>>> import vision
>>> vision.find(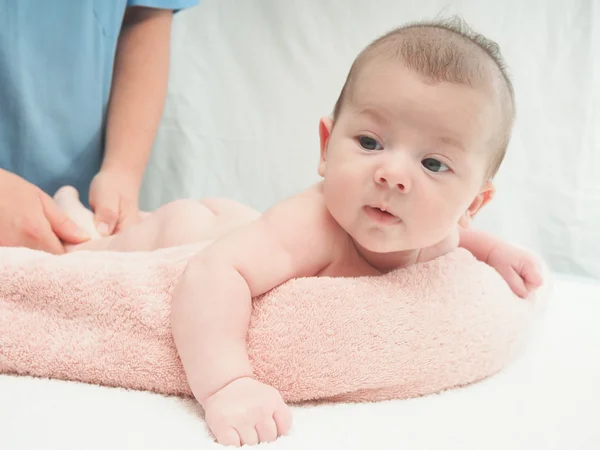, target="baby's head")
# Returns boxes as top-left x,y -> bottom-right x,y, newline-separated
318,18 -> 515,254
